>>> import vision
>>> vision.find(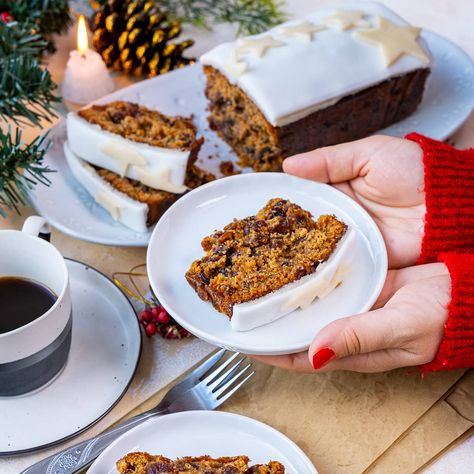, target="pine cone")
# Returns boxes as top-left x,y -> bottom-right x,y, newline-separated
92,0 -> 195,77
